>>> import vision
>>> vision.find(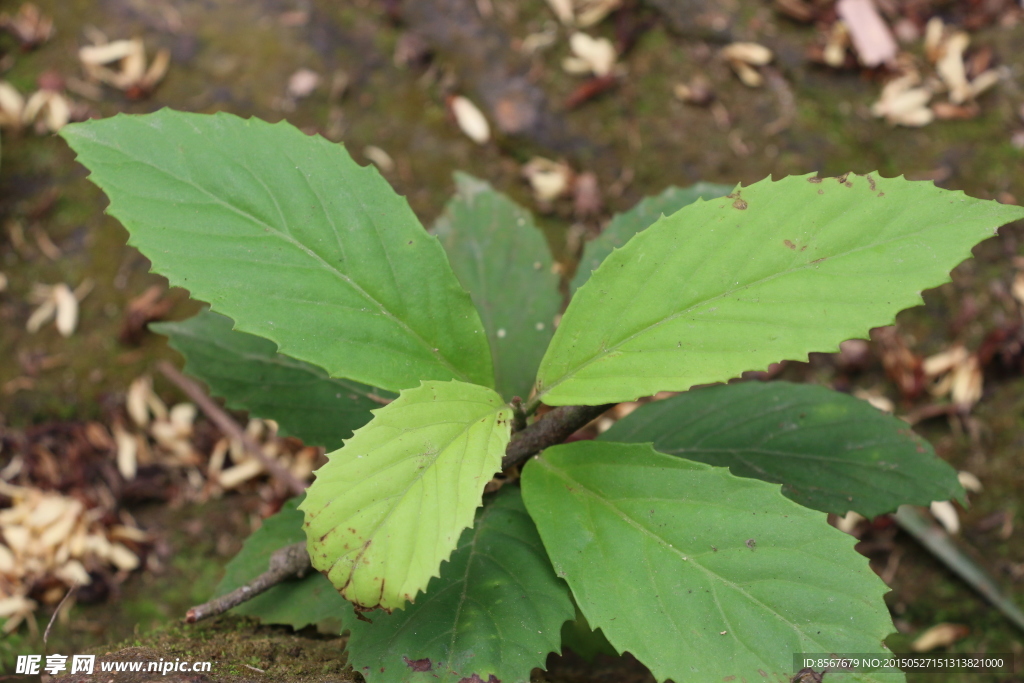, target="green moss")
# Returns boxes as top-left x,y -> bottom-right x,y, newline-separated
52,617 -> 356,683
